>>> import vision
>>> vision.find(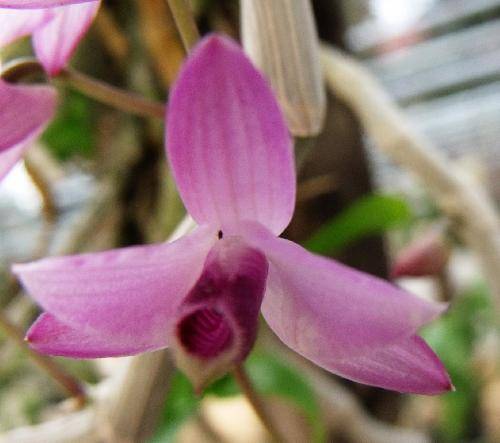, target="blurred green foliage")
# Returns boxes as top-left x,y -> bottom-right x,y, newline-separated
305,194 -> 412,255
423,283 -> 493,442
151,350 -> 323,442
150,370 -> 197,443
41,90 -> 95,161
